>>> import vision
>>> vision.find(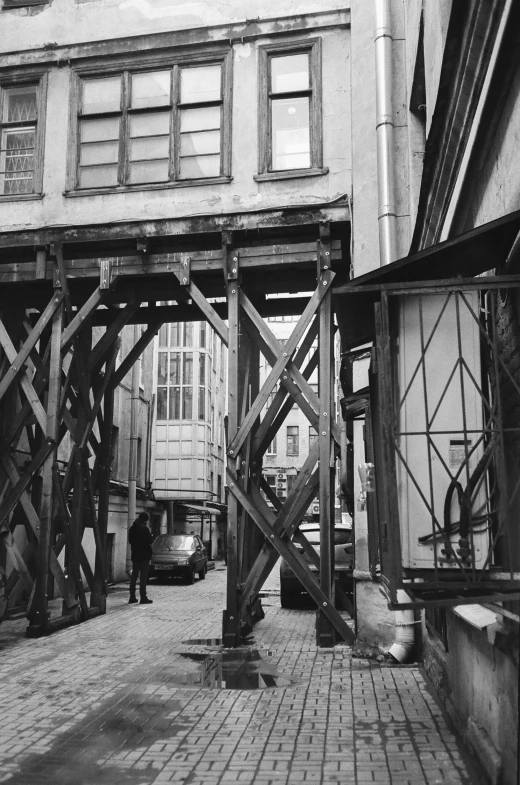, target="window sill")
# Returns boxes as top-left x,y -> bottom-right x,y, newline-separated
0,193 -> 43,202
63,176 -> 233,197
254,167 -> 329,183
